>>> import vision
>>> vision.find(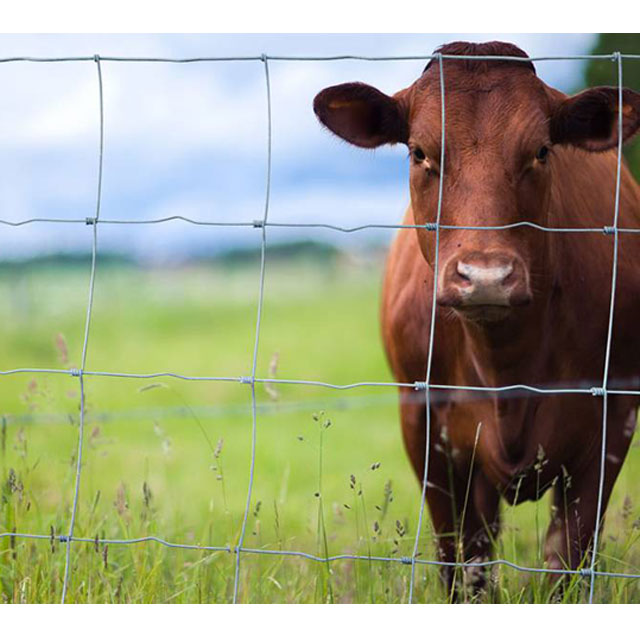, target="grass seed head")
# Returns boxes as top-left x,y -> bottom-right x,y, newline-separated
1,416 -> 6,456
114,482 -> 129,517
143,481 -> 153,509
55,333 -> 69,365
623,495 -> 633,521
